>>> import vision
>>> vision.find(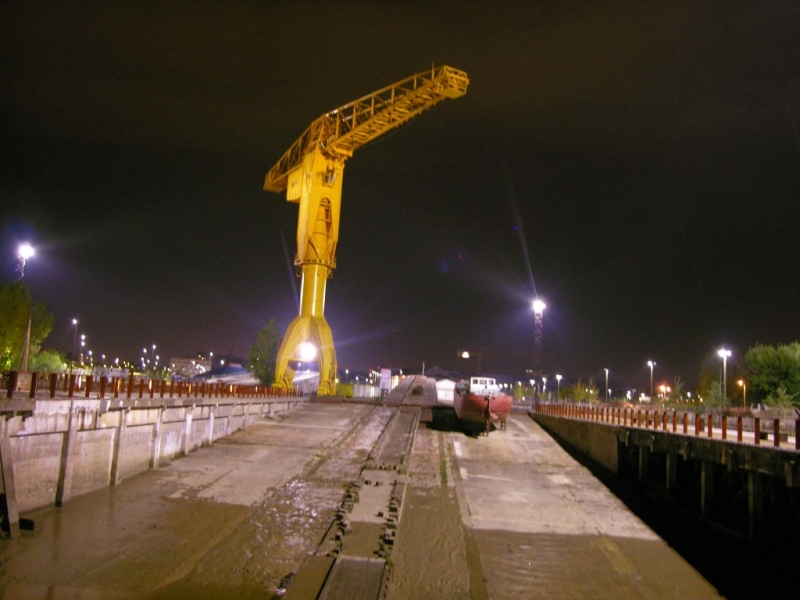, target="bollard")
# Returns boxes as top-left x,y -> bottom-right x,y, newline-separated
138,378 -> 145,399
149,379 -> 155,399
85,376 -> 93,399
773,418 -> 780,448
114,378 -> 120,399
28,372 -> 38,399
645,410 -> 650,429
682,413 -> 688,434
49,373 -> 57,398
737,416 -> 743,442
654,411 -> 659,430
170,380 -> 174,398
637,410 -> 642,427
127,375 -> 134,400
663,411 -> 668,430
695,414 -> 701,436
68,374 -> 76,398
795,419 -> 799,451
707,414 -> 713,438
722,415 -> 727,441
754,418 -> 761,445
99,376 -> 107,399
